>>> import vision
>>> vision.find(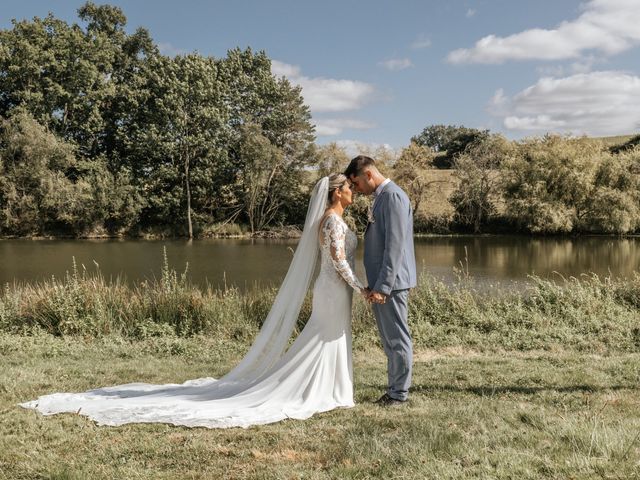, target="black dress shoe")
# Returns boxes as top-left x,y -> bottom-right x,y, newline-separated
374,393 -> 407,407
